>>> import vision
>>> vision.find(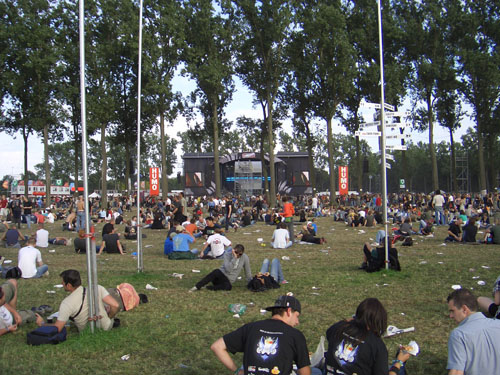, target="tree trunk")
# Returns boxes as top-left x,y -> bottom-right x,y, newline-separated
260,102 -> 269,201
304,122 -> 315,192
43,124 -> 51,208
23,125 -> 29,198
160,112 -> 169,197
125,145 -> 131,199
355,135 -> 362,191
449,128 -> 457,192
212,99 -> 221,197
266,92 -> 276,207
476,116 -> 487,192
427,95 -> 439,190
326,117 -> 336,203
100,123 -> 108,209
